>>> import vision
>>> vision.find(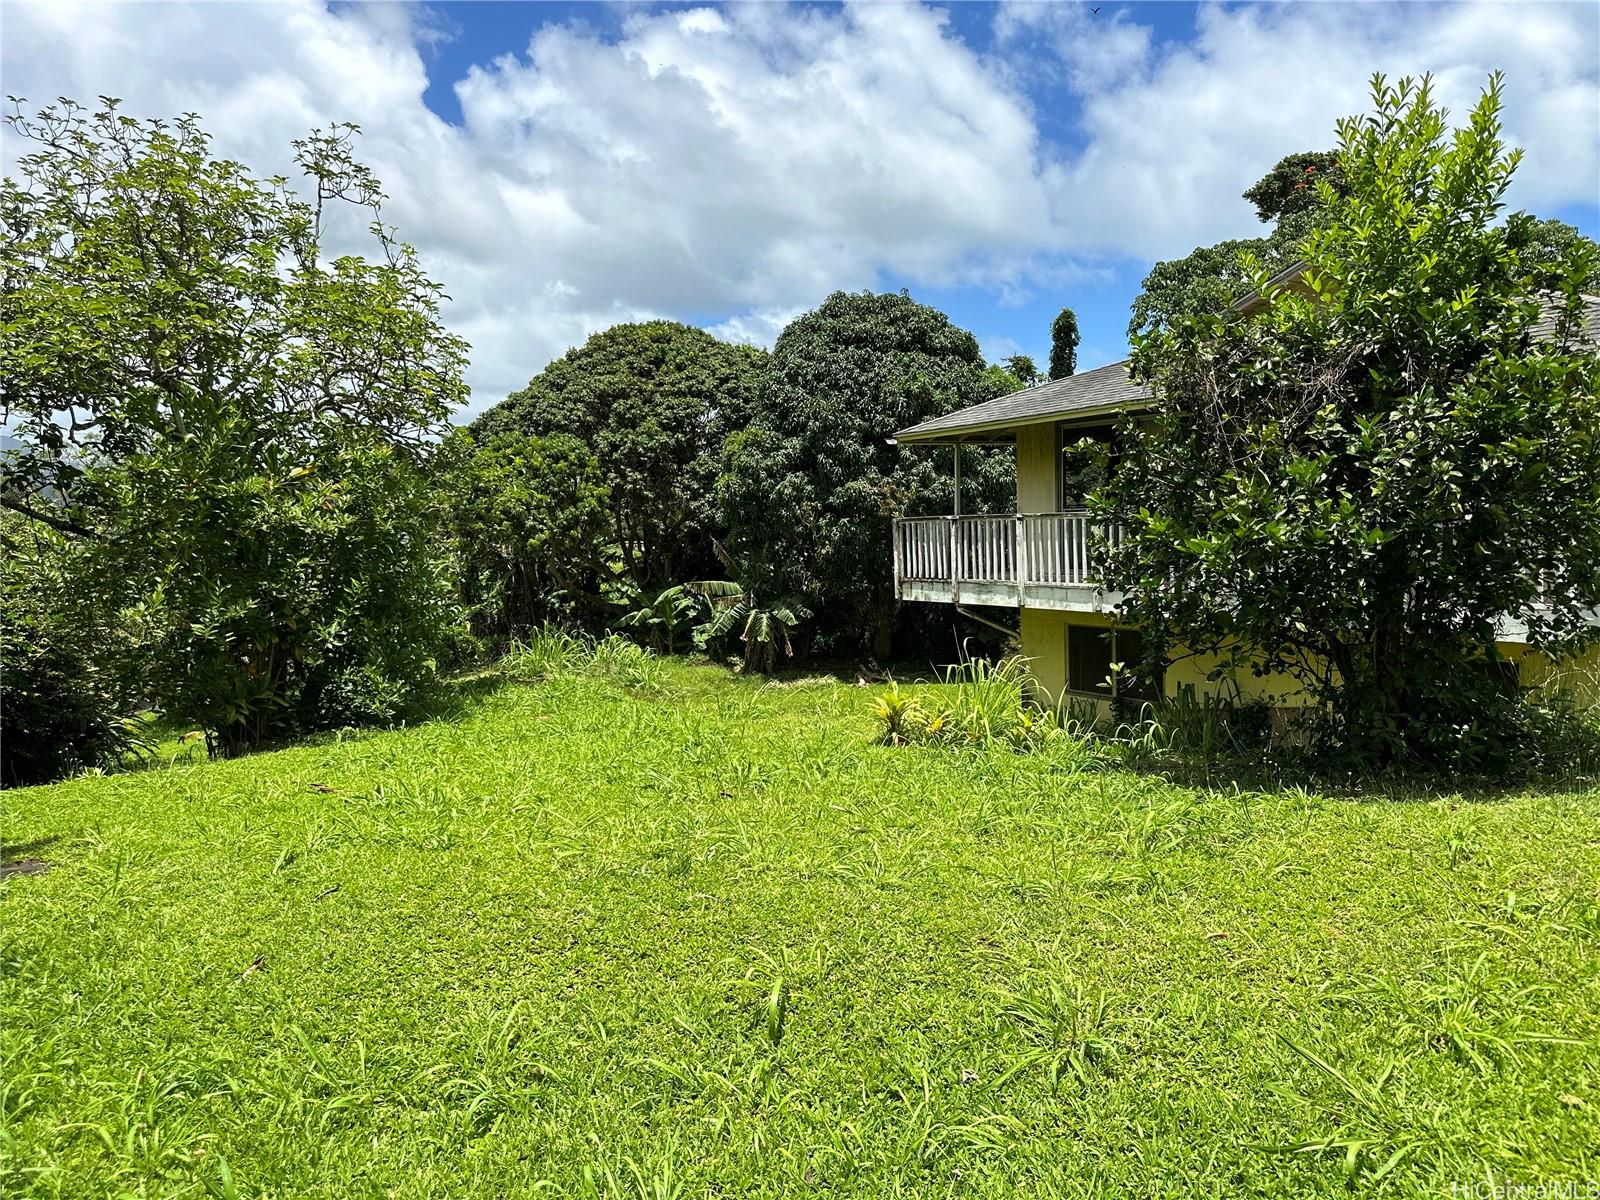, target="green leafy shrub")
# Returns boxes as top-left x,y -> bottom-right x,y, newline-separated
1,102 -> 470,757
872,658 -> 1094,756
0,520 -> 145,786
445,430 -> 618,641
1101,74 -> 1600,774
